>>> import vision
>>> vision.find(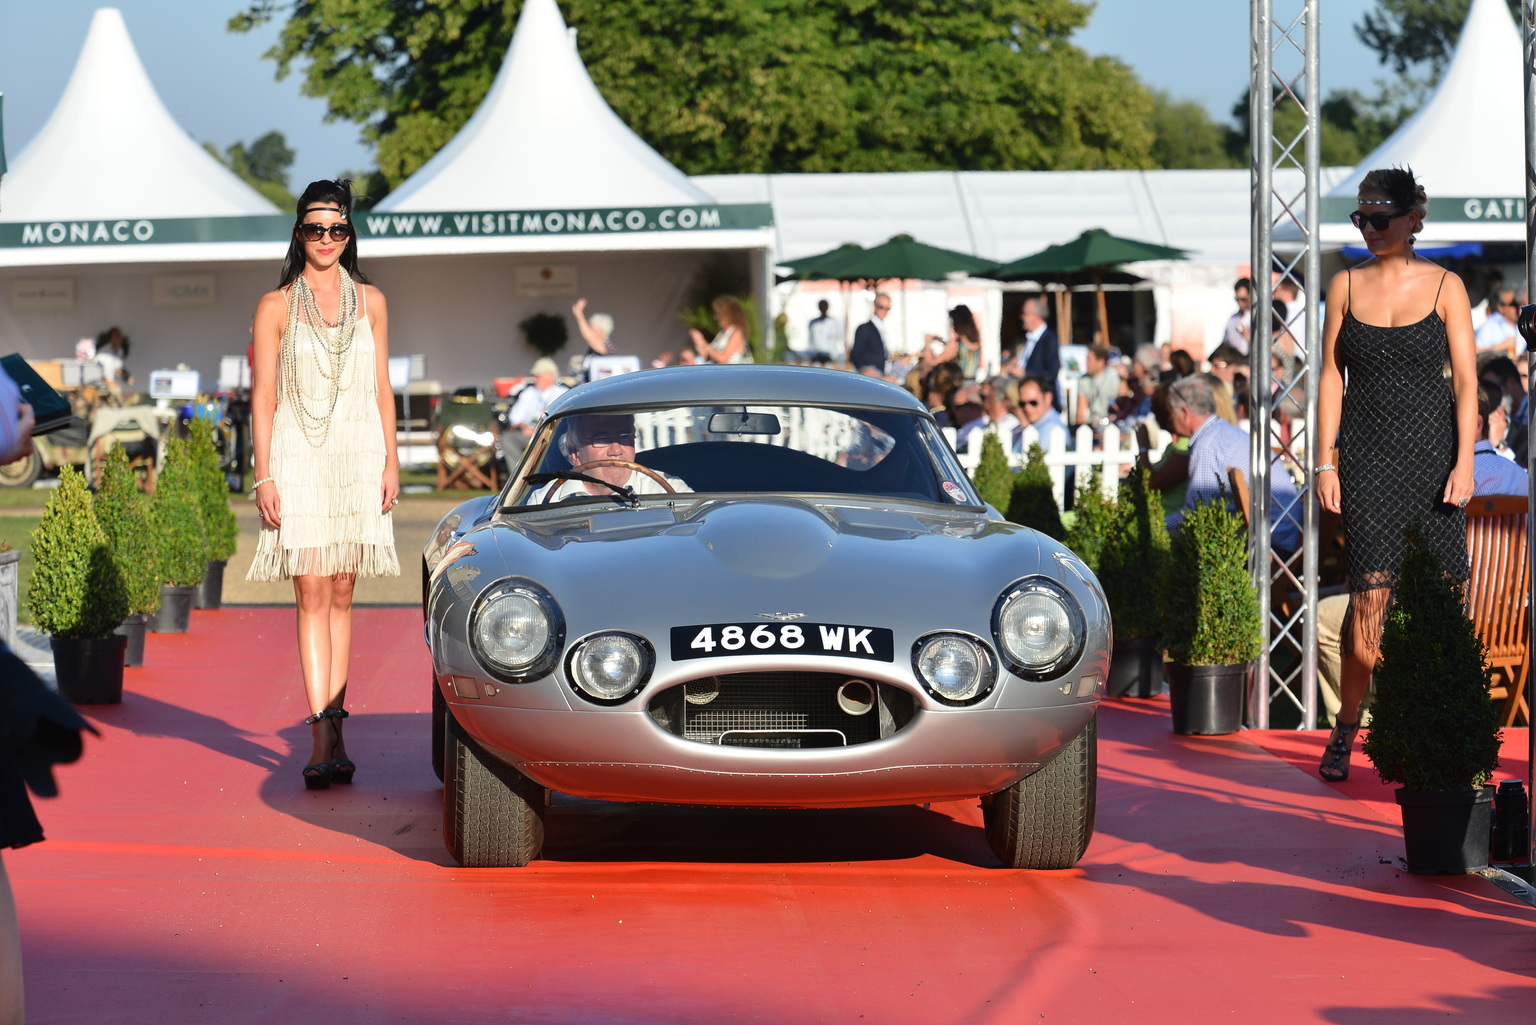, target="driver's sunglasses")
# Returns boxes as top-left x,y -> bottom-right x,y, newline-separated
1349,209 -> 1410,231
583,431 -> 635,447
298,222 -> 355,242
